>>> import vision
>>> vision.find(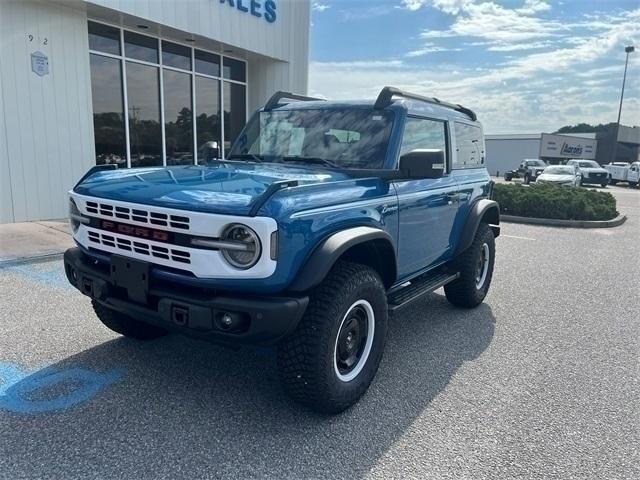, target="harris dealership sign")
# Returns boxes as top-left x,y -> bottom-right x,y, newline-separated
539,133 -> 597,160
219,0 -> 277,23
